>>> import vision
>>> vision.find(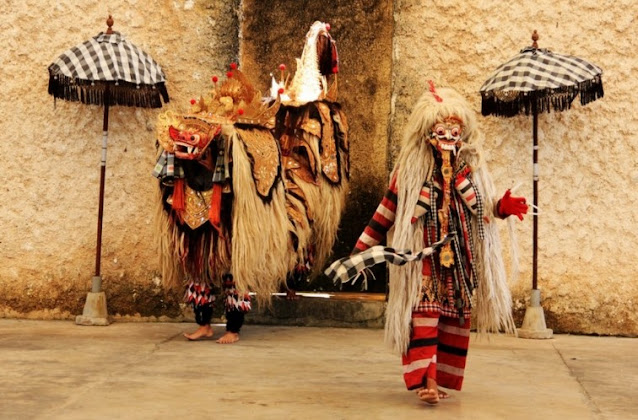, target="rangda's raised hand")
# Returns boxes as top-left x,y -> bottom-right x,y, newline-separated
497,189 -> 528,221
